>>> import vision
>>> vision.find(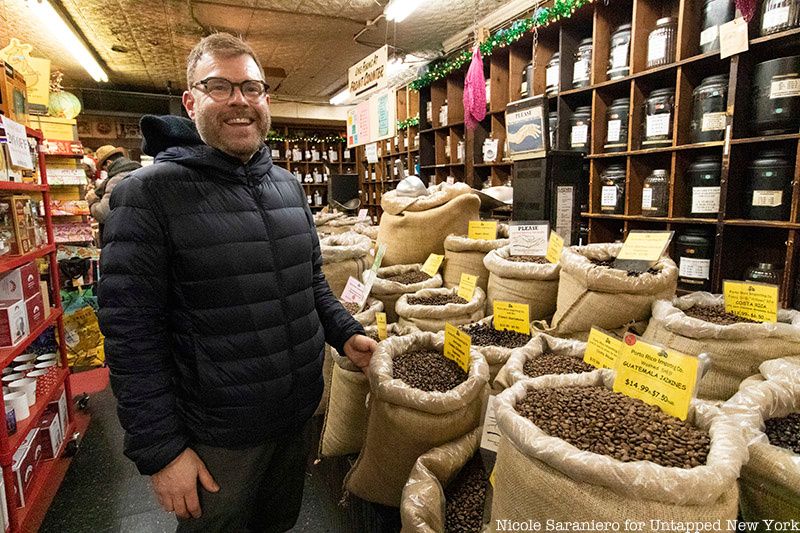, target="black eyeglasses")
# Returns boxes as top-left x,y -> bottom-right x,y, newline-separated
192,77 -> 270,101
